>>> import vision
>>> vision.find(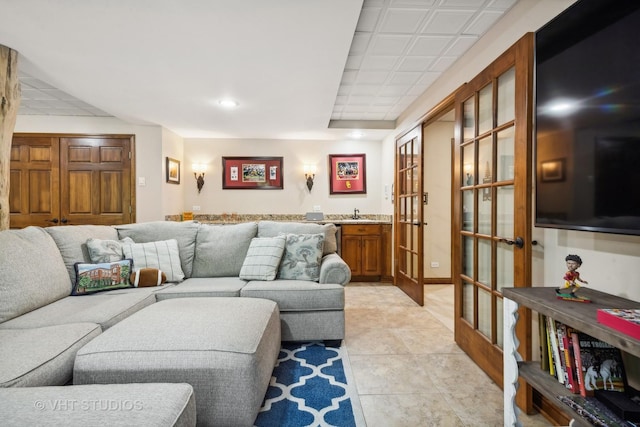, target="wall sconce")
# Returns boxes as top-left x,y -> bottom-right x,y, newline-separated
193,163 -> 206,193
304,164 -> 316,192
